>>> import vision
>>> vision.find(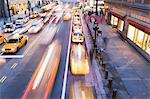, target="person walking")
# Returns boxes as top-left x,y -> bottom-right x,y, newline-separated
102,37 -> 109,50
